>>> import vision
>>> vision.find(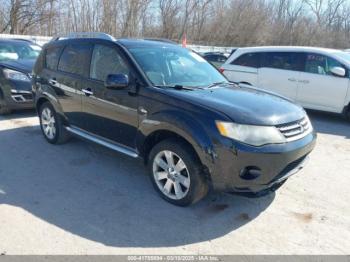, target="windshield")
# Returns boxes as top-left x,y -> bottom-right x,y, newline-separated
129,46 -> 228,88
0,41 -> 41,61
